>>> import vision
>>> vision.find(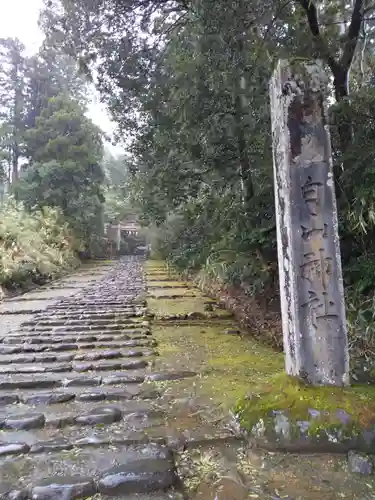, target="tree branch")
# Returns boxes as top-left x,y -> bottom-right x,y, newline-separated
297,0 -> 339,73
340,0 -> 364,70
